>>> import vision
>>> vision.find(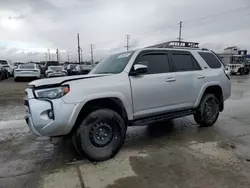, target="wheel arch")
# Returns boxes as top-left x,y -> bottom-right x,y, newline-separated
195,84 -> 224,111
69,97 -> 130,135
